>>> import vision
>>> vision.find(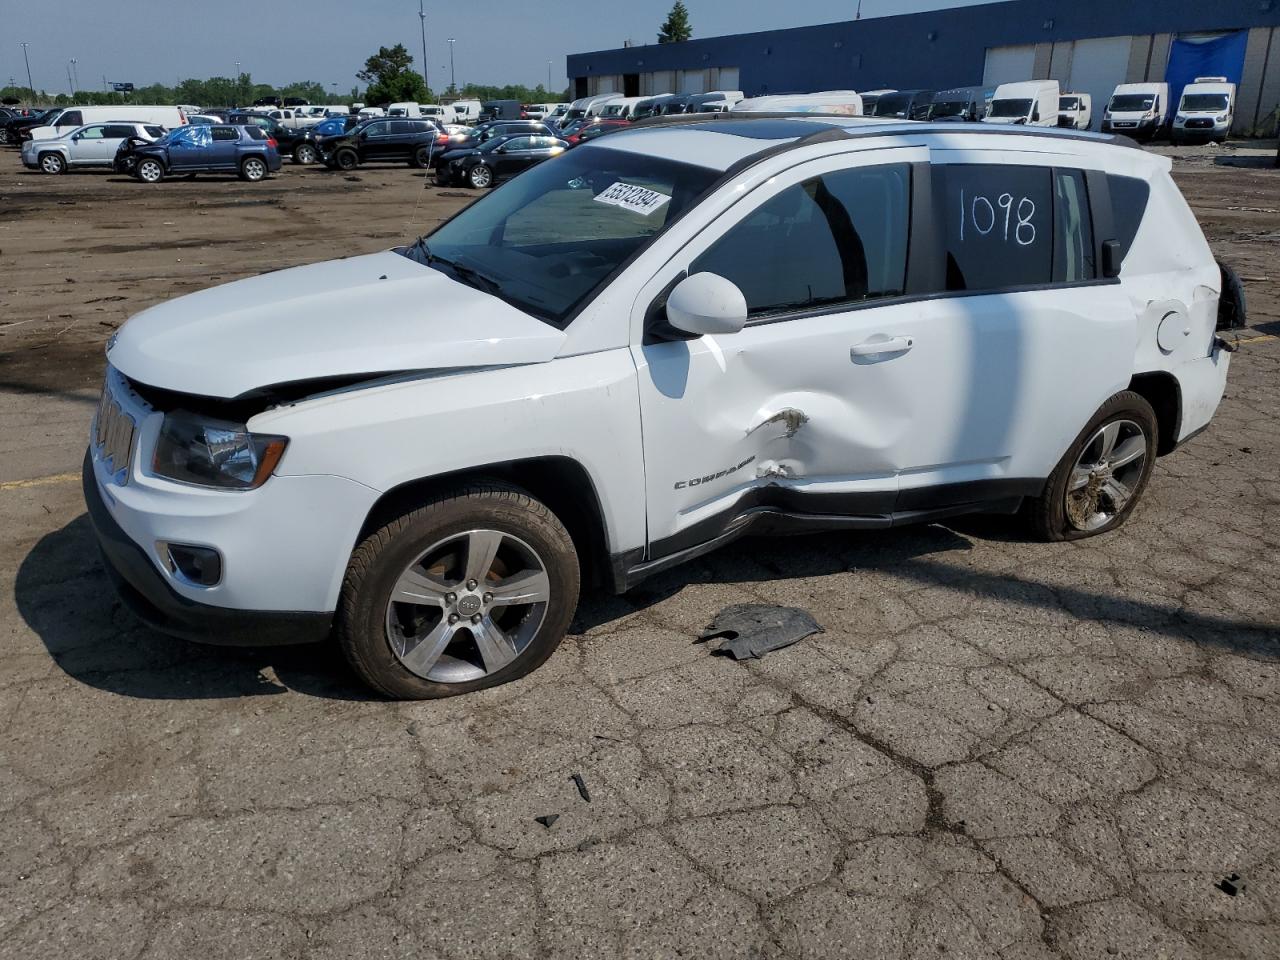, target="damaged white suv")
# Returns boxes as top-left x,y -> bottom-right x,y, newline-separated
87,116 -> 1242,698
